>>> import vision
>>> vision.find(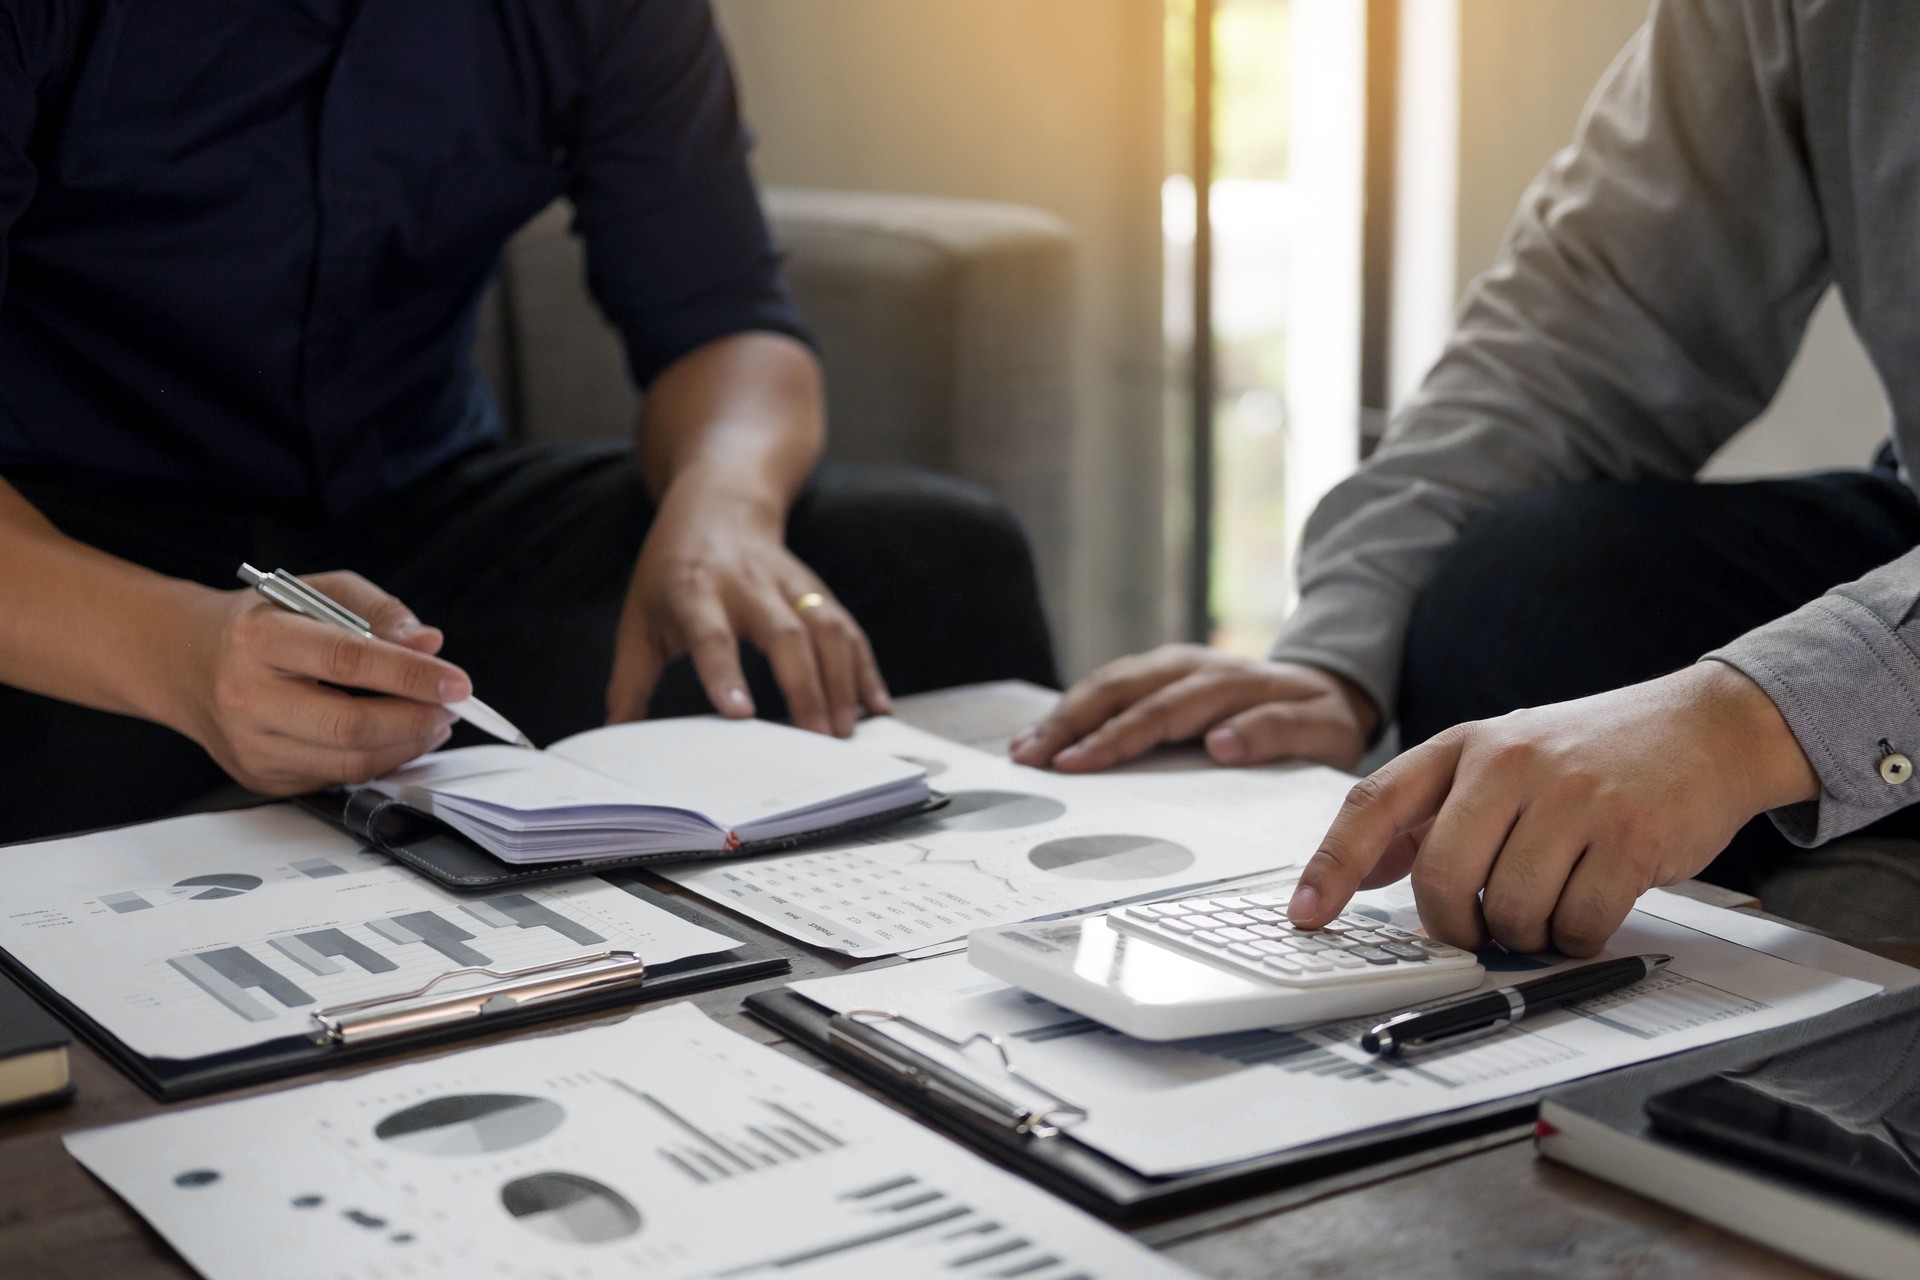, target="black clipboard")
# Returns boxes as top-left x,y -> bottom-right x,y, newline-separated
296,788 -> 949,891
747,987 -> 1545,1221
3,880 -> 788,1102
